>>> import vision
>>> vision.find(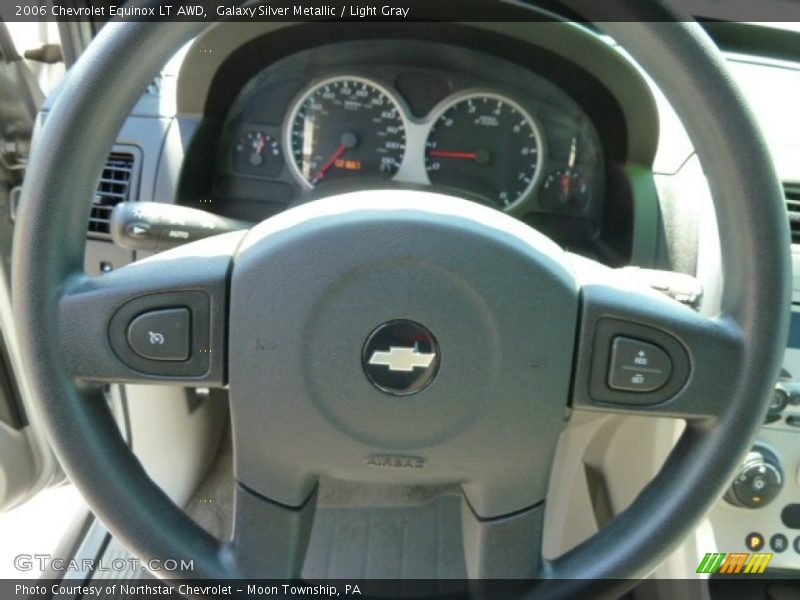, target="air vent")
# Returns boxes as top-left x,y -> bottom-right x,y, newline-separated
785,183 -> 800,245
89,152 -> 136,238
